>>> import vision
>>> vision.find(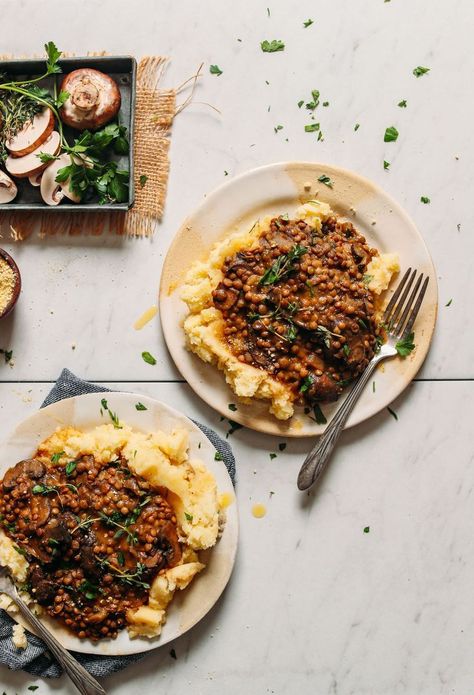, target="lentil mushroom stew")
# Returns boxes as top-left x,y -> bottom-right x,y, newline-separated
211,214 -> 383,409
0,453 -> 181,641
